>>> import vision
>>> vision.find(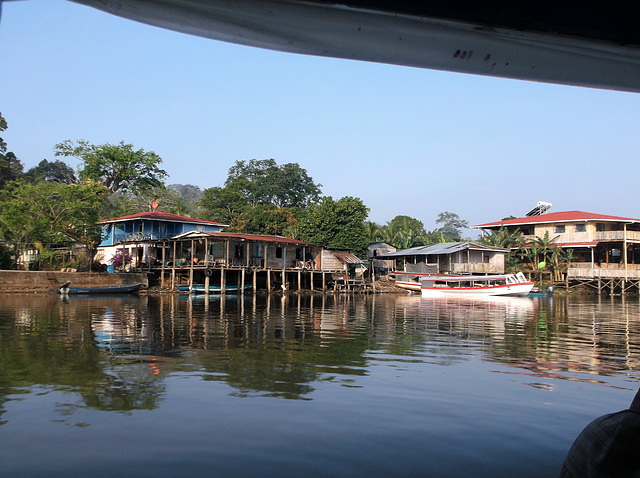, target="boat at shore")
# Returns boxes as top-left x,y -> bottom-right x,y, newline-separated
392,271 -> 466,291
177,284 -> 252,294
420,272 -> 535,297
58,281 -> 142,295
